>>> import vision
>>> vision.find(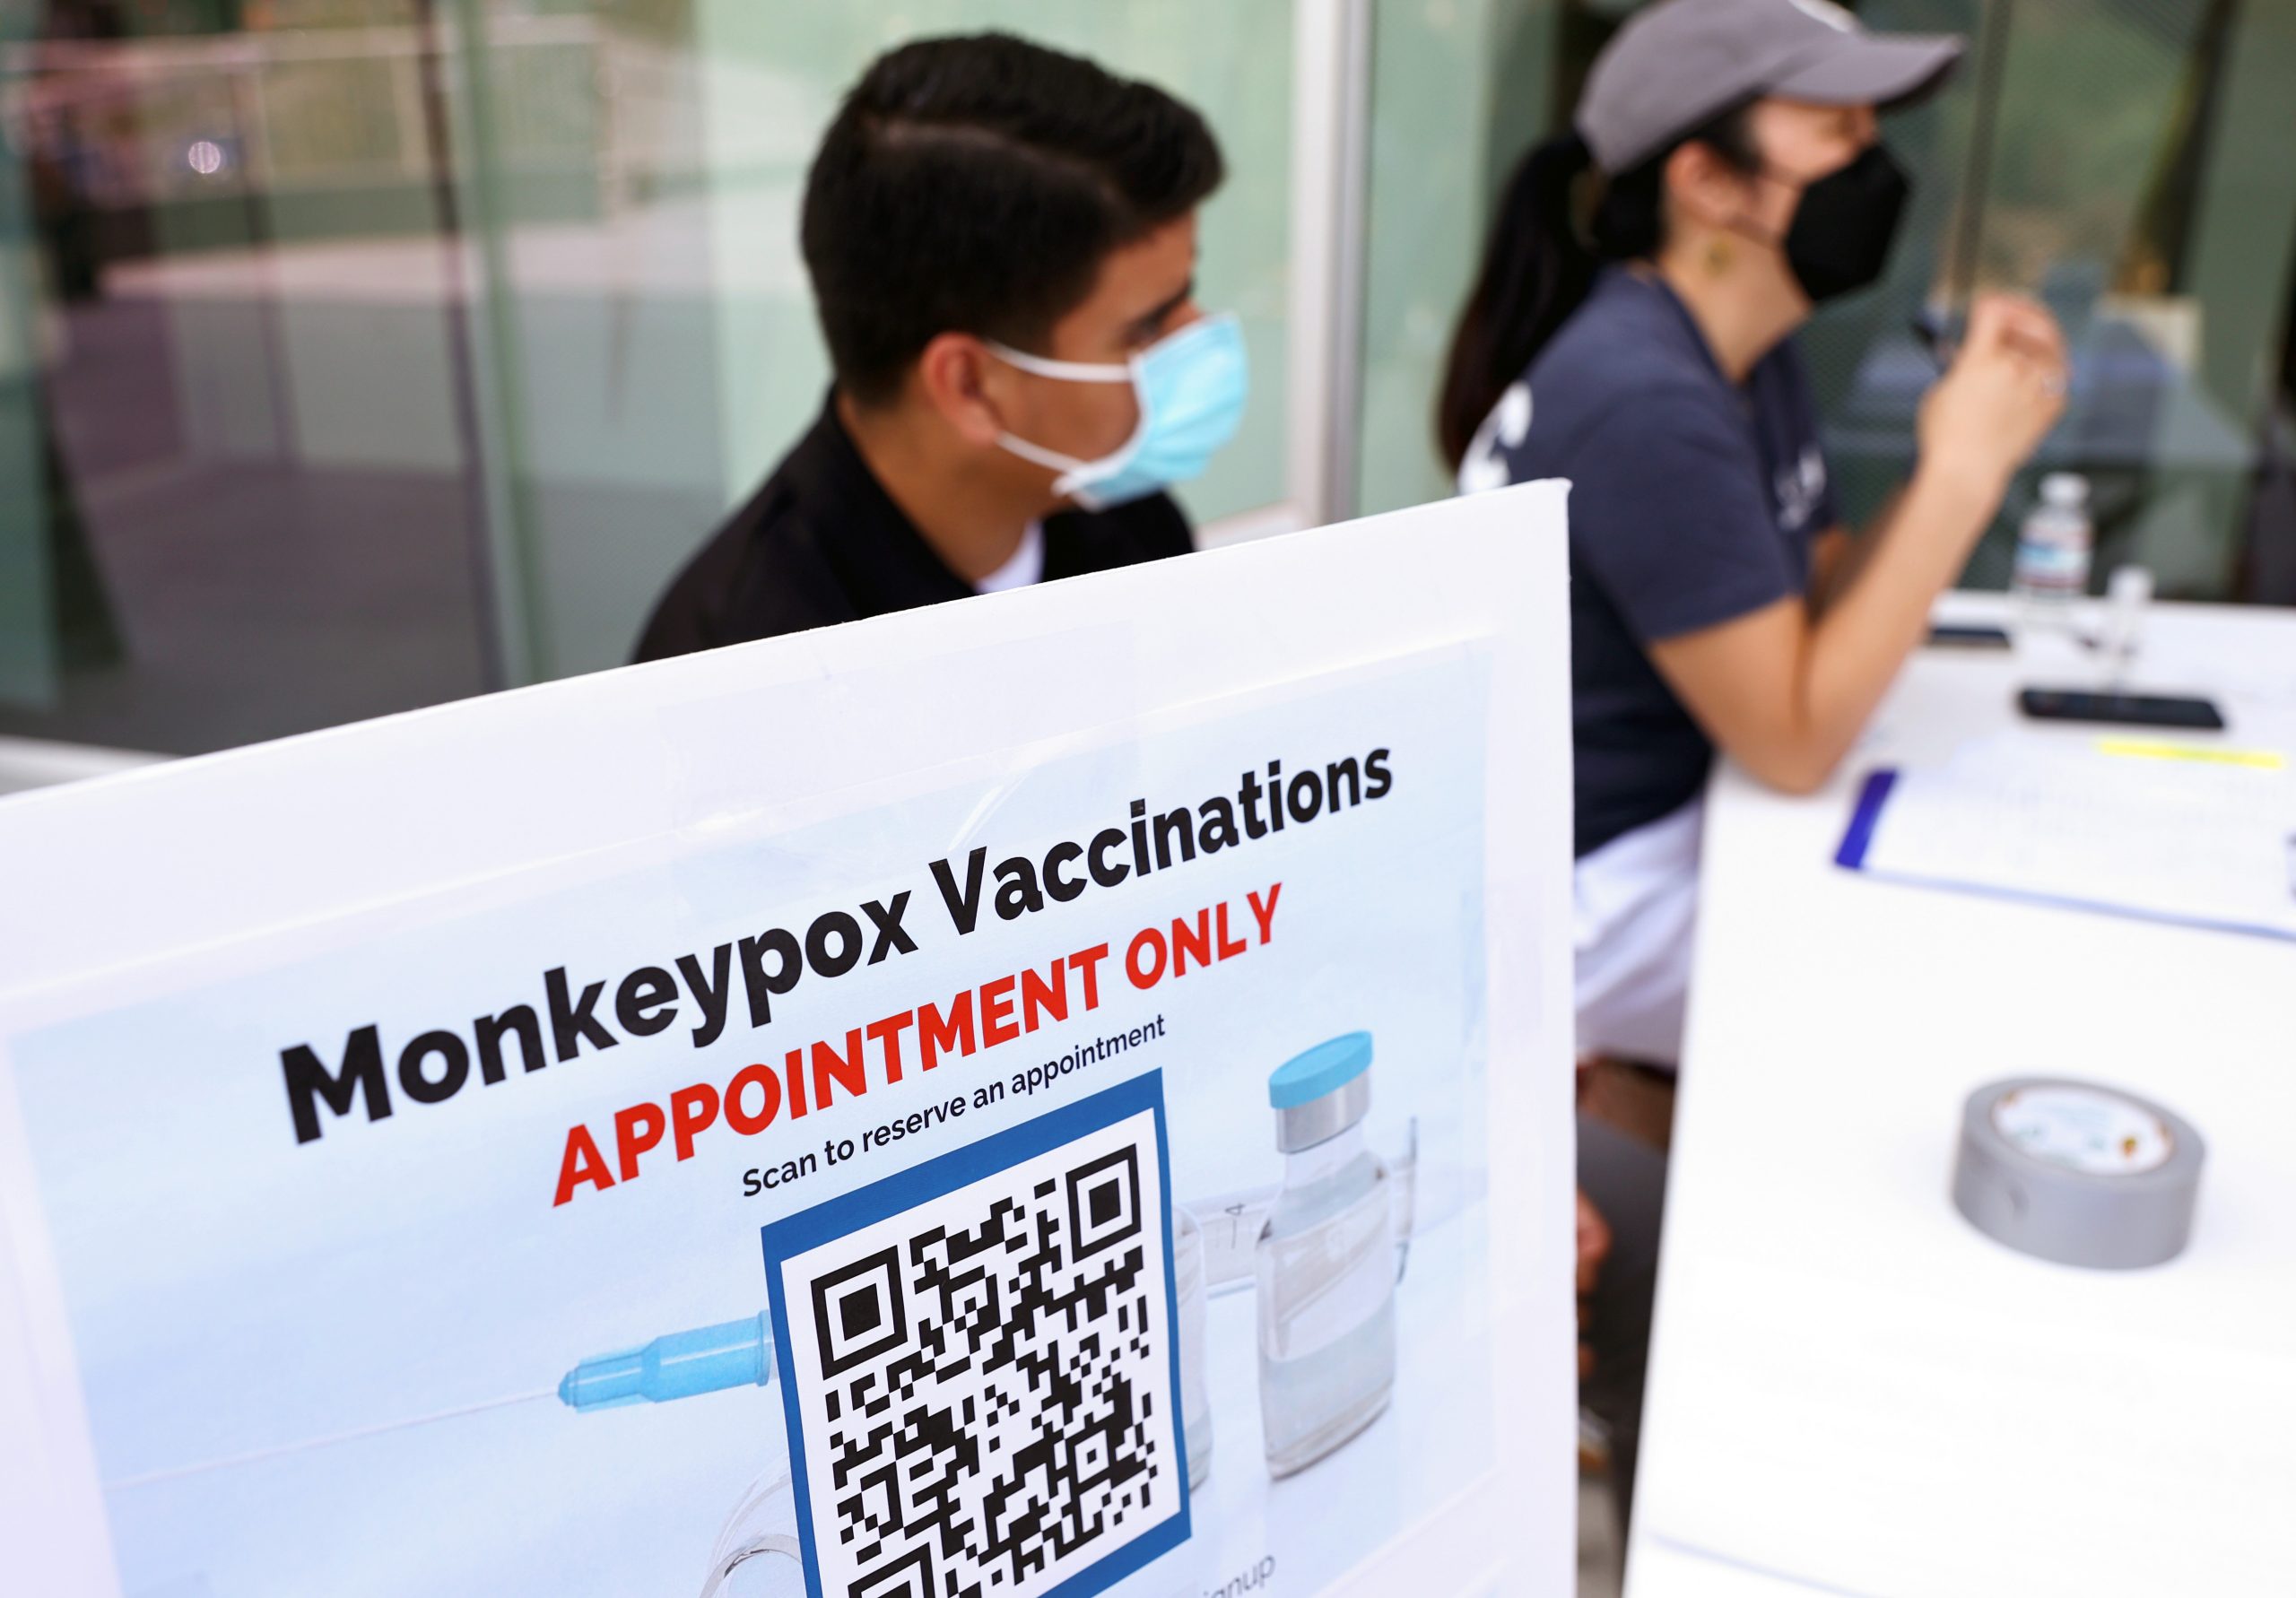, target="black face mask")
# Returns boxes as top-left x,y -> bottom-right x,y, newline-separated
1775,143 -> 1912,303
